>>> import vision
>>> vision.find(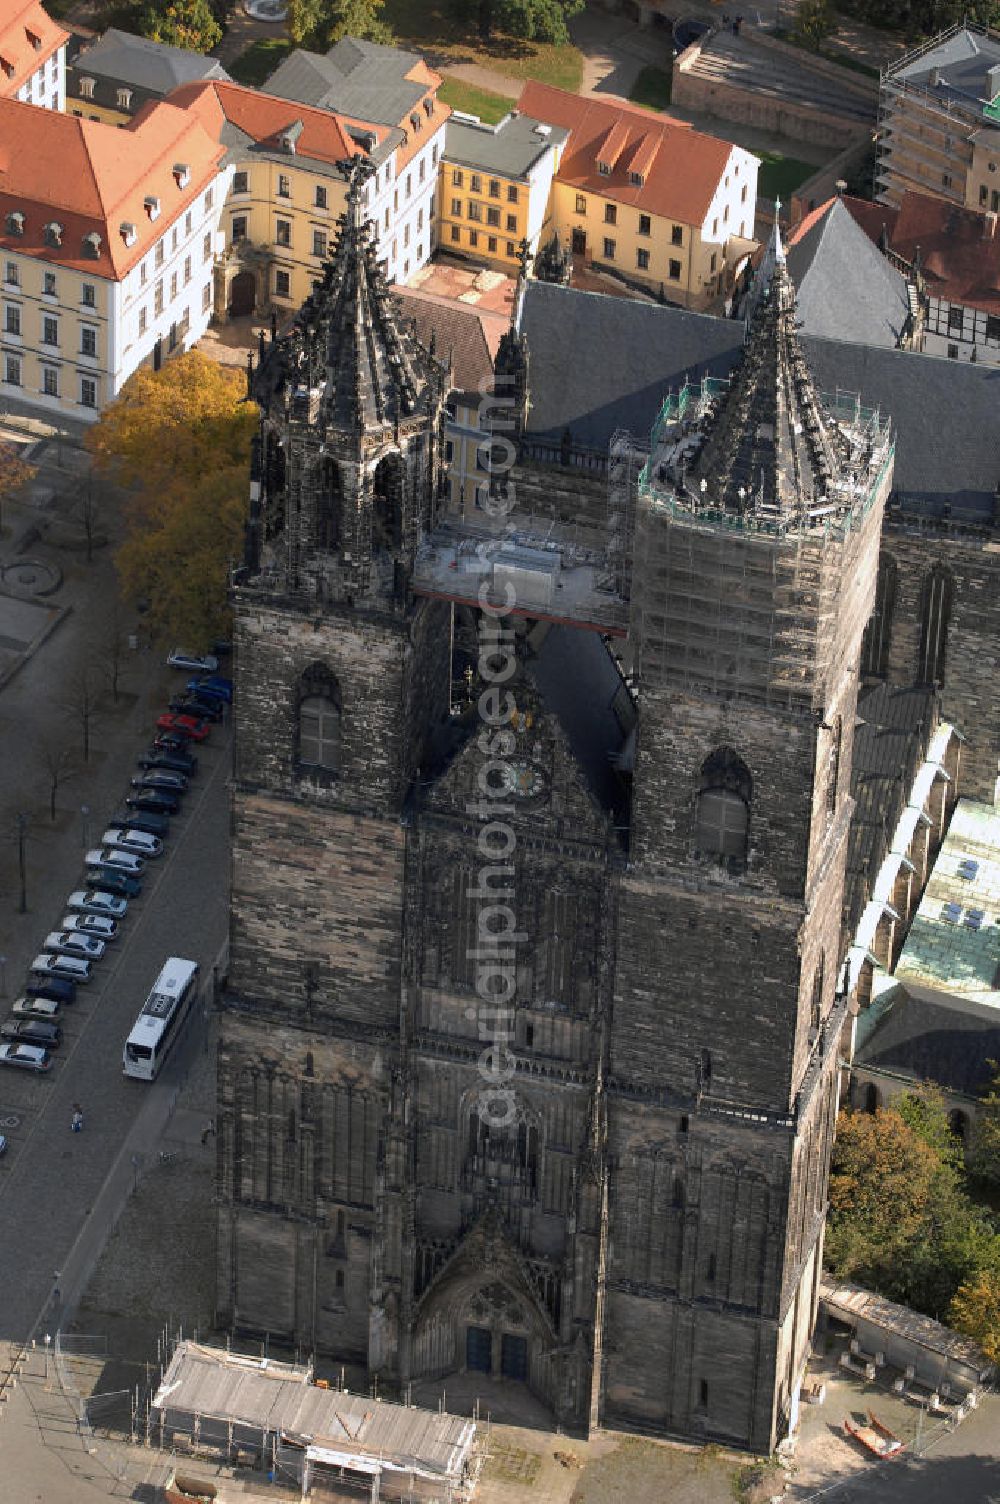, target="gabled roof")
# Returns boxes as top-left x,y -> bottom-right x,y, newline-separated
517,80 -> 747,226
0,0 -> 66,96
393,284 -> 506,398
69,27 -> 229,94
785,196 -> 910,348
889,189 -> 1000,316
167,78 -> 396,174
0,93 -> 224,279
264,36 -> 441,127
517,279 -> 1000,519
